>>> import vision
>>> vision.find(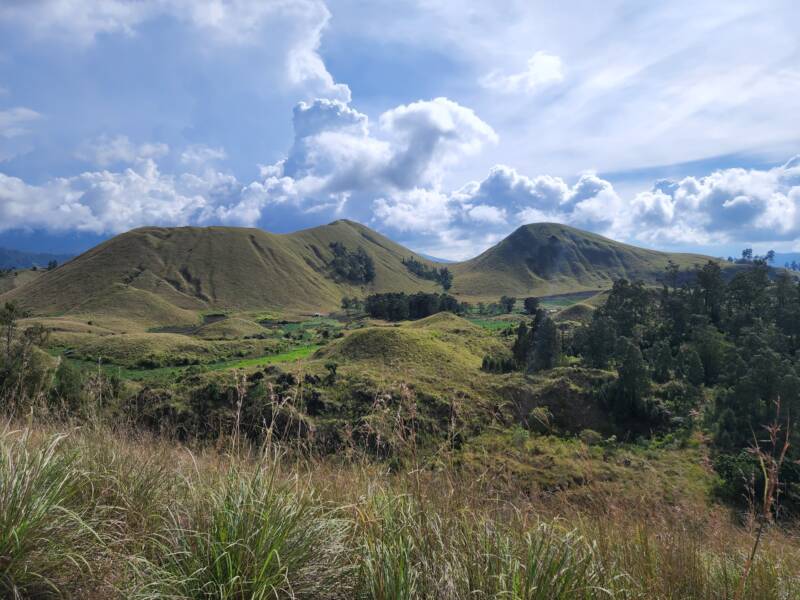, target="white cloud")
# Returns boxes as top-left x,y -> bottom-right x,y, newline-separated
370,158 -> 800,259
264,96 -> 497,208
0,0 -> 349,101
0,107 -> 41,138
76,134 -> 168,167
481,51 -> 564,93
0,158 -> 245,234
625,156 -> 800,246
